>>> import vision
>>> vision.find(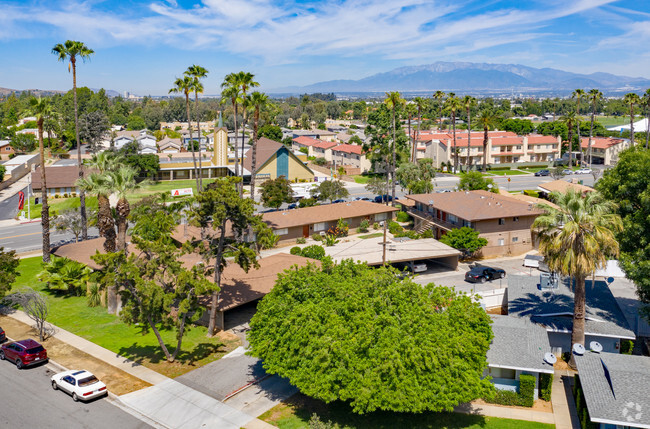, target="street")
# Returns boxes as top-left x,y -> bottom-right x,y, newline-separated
0,221 -> 98,253
0,359 -> 150,428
